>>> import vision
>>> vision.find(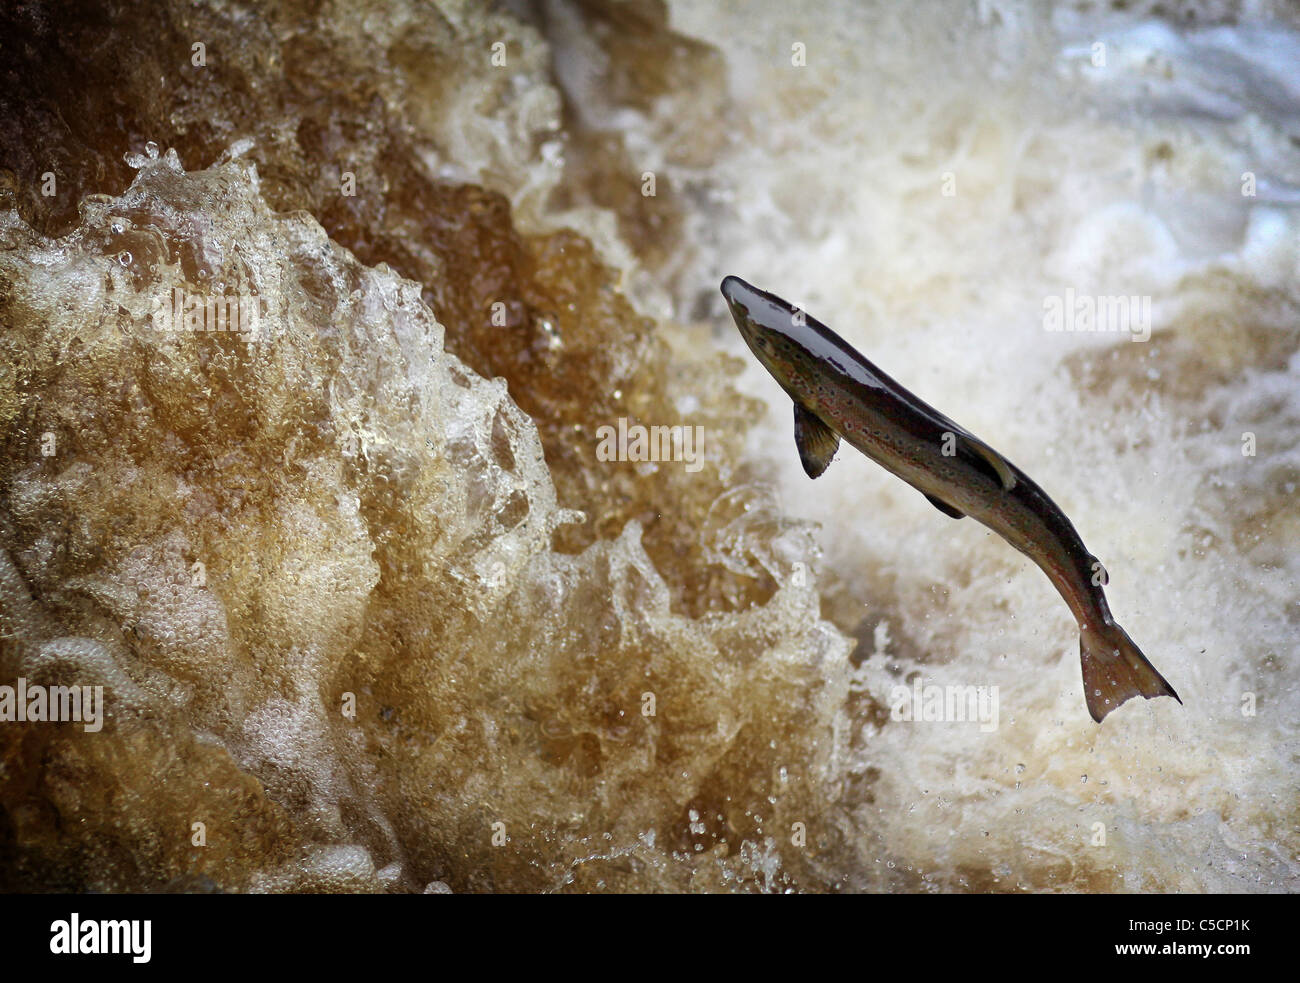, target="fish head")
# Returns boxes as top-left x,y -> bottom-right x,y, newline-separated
721,276 -> 870,388
721,275 -> 802,375
721,275 -> 839,392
